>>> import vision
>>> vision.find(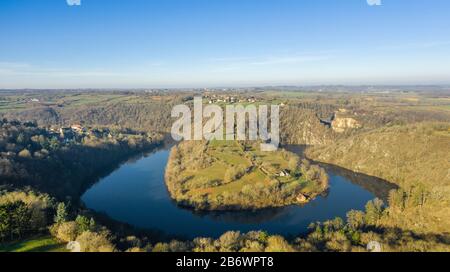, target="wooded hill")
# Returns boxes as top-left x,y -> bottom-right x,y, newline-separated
306,122 -> 450,235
